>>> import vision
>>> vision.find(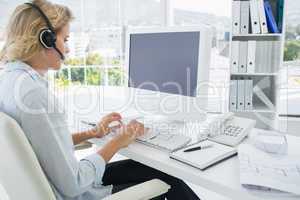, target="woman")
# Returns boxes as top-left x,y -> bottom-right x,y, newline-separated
0,0 -> 200,199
